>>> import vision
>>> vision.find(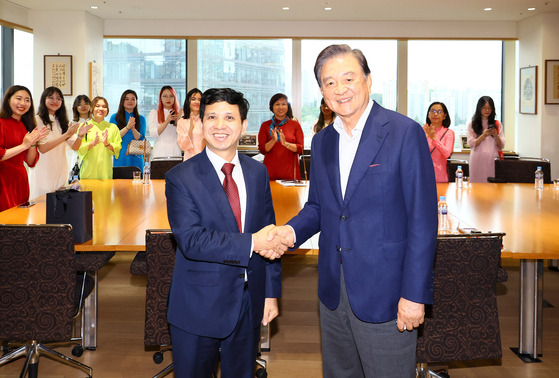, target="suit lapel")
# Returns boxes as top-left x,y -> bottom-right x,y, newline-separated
343,104 -> 390,207
240,154 -> 256,232
196,151 -> 240,232
322,127 -> 343,205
